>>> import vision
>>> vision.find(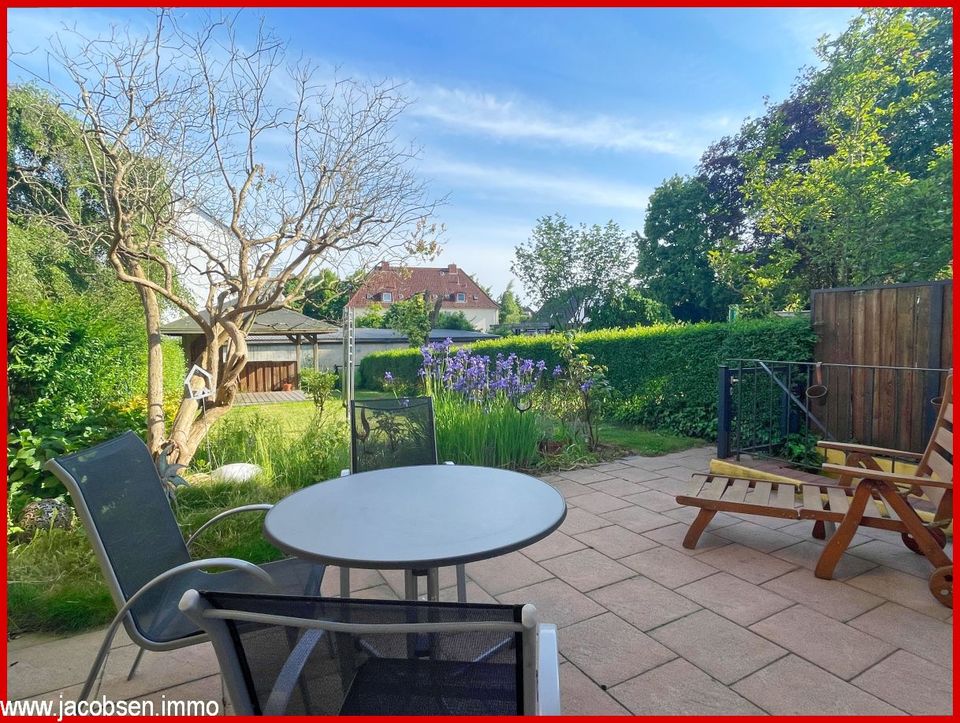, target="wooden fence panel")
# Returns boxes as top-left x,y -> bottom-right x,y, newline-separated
237,361 -> 297,392
812,280 -> 952,452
